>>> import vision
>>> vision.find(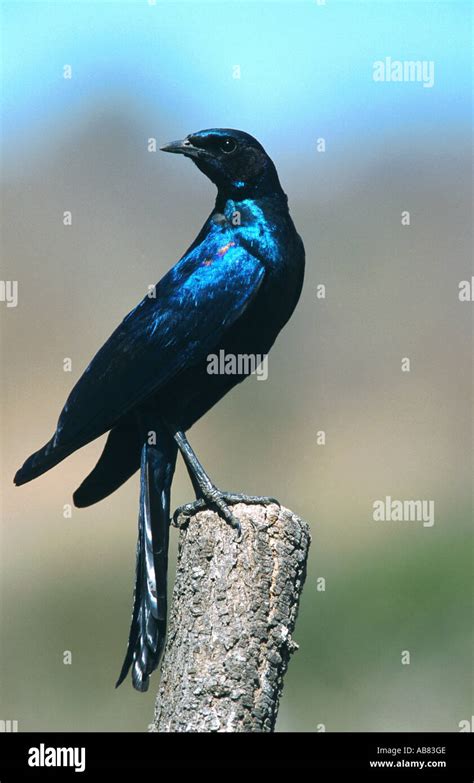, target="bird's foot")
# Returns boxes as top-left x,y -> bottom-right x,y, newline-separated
173,490 -> 279,538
